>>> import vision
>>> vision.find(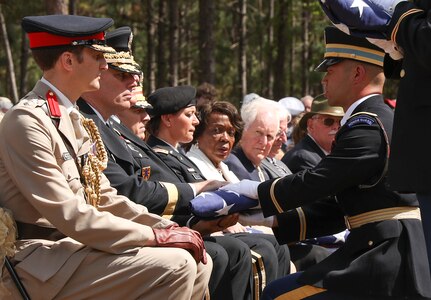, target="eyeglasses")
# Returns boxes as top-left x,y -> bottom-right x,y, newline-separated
276,129 -> 287,138
312,115 -> 341,127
